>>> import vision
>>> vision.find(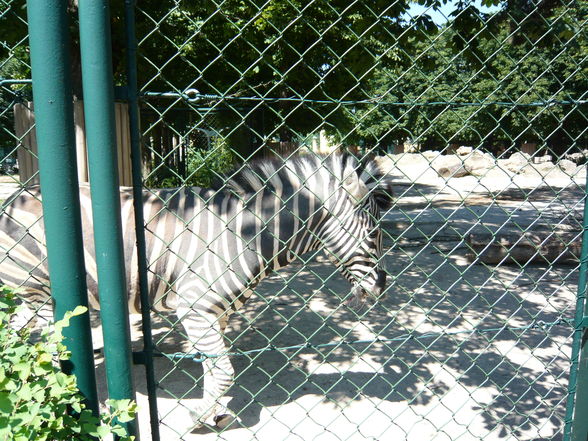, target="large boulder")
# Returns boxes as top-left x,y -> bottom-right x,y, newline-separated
456,146 -> 473,156
564,150 -> 588,165
431,150 -> 496,178
462,150 -> 495,176
559,159 -> 578,175
431,154 -> 468,178
380,153 -> 442,183
499,152 -> 532,174
518,161 -> 555,177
